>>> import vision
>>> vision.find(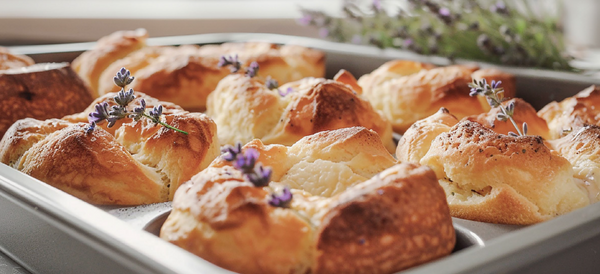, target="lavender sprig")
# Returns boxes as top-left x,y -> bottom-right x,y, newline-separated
468,79 -> 527,136
87,68 -> 188,135
218,54 -> 241,73
220,142 -> 291,207
299,0 -> 574,71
